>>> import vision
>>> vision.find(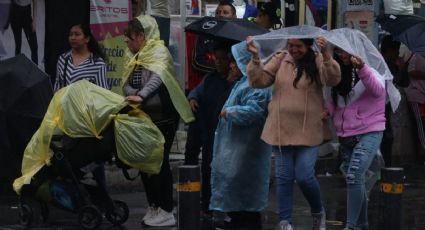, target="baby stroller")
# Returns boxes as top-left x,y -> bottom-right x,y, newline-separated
14,80 -> 165,229
18,123 -> 129,229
